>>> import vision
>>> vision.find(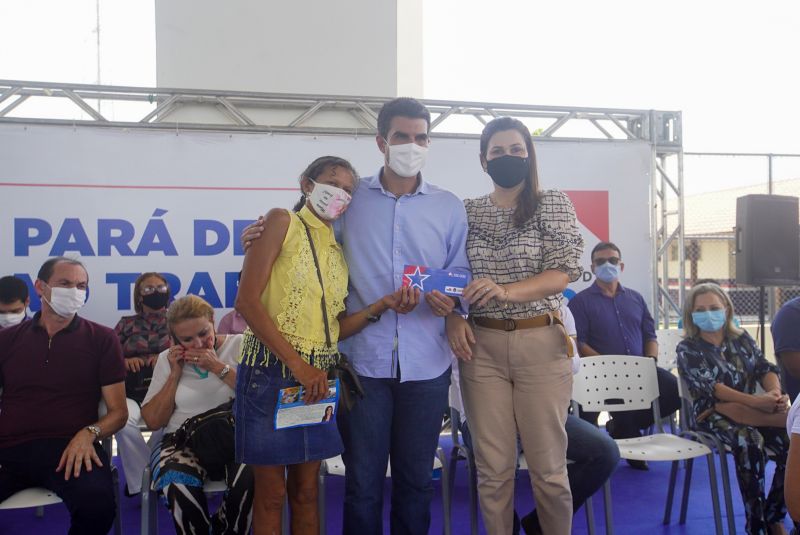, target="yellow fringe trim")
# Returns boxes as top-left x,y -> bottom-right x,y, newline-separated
238,328 -> 339,378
